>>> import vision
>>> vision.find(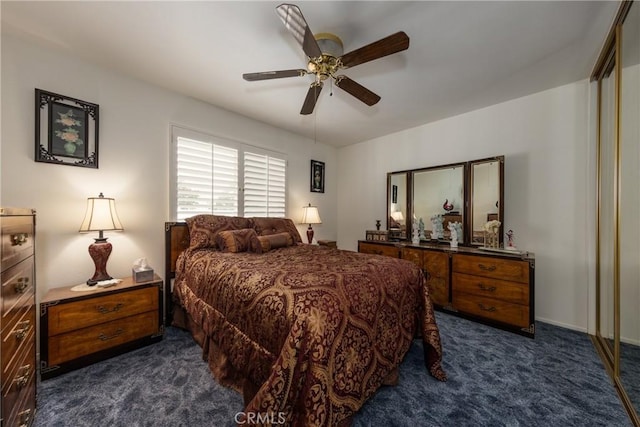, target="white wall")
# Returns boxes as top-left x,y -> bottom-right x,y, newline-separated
1,33 -> 338,303
337,81 -> 594,332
